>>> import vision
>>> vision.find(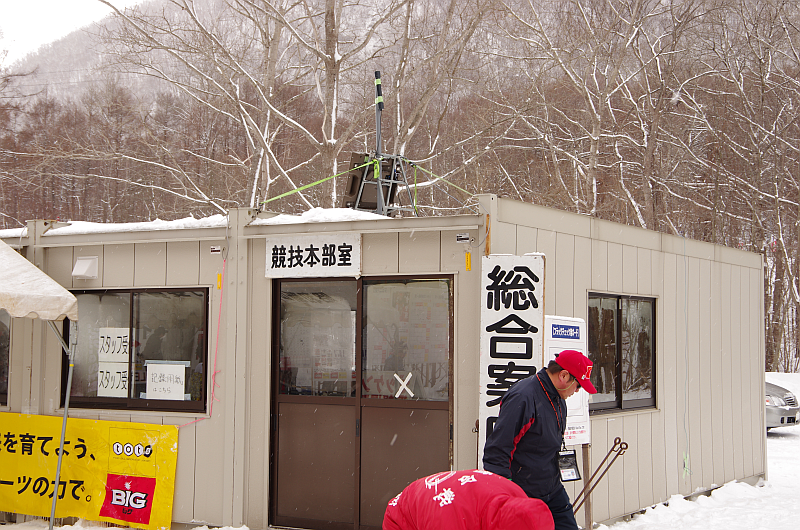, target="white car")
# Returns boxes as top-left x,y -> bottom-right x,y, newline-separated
766,381 -> 799,430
